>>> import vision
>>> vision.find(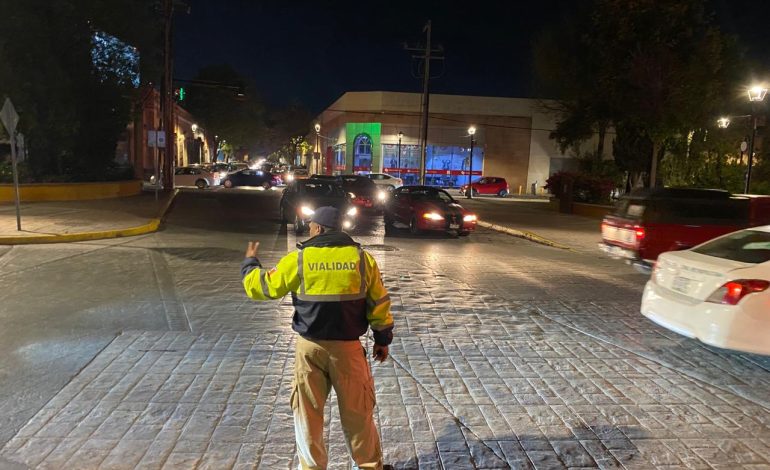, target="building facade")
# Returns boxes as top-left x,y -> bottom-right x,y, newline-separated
119,86 -> 214,181
310,91 -> 607,192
